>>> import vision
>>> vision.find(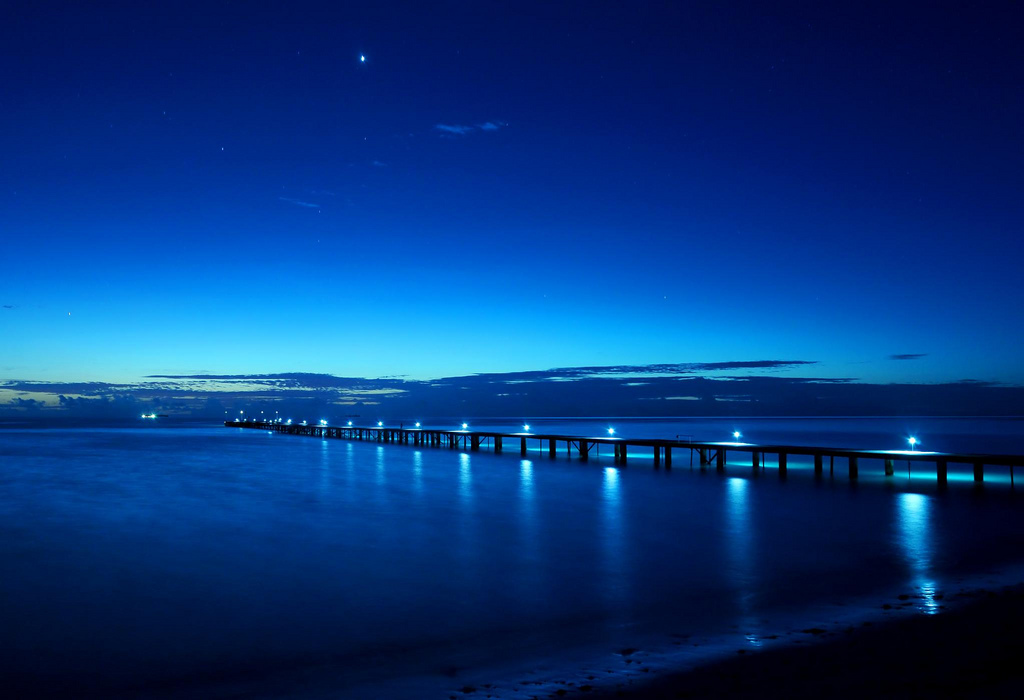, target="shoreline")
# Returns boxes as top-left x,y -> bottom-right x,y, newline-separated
577,583 -> 1024,699
449,570 -> 1024,700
